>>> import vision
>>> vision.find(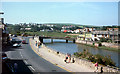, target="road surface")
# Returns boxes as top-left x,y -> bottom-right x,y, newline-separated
4,36 -> 70,73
